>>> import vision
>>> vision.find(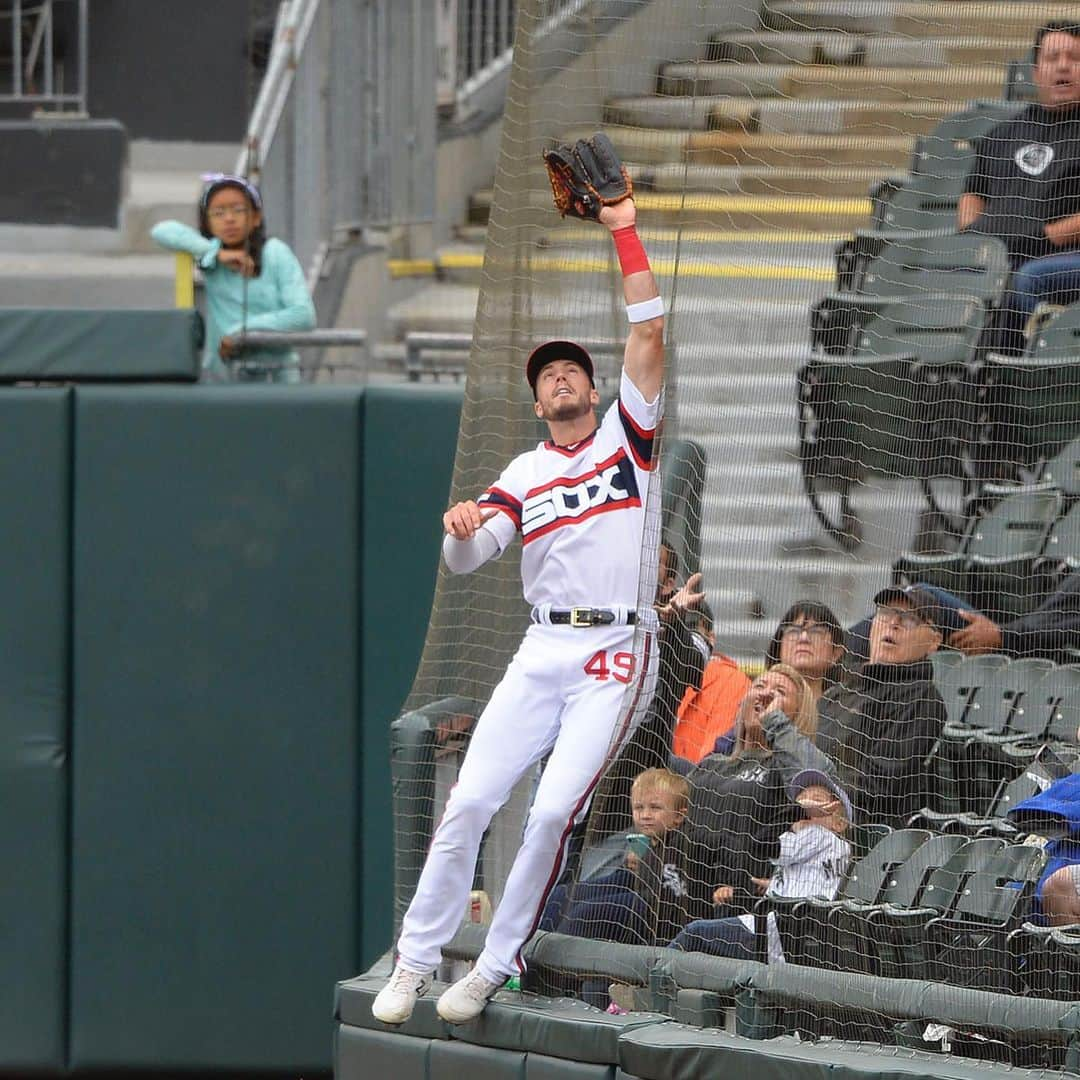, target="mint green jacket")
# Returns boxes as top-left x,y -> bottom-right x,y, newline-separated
151,222 -> 316,382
